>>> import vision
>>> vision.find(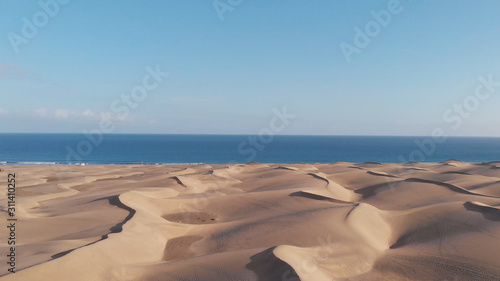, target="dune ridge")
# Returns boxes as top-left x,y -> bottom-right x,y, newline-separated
1,162 -> 500,280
